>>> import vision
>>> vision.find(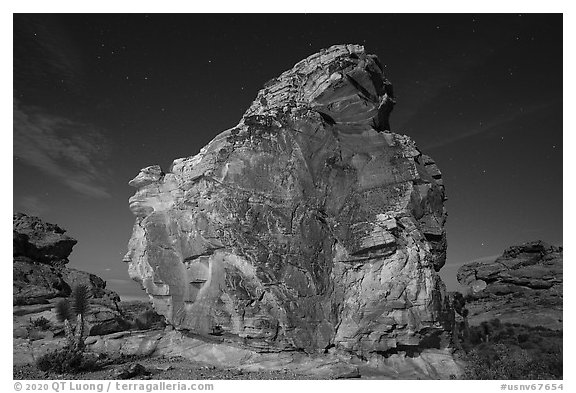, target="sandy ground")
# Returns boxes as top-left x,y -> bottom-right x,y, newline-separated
13,355 -> 320,380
